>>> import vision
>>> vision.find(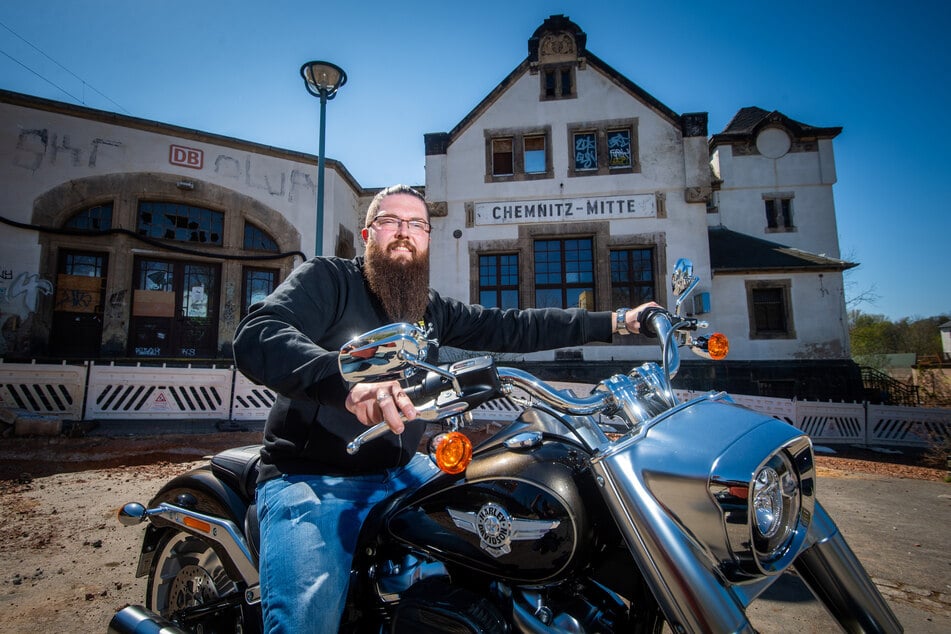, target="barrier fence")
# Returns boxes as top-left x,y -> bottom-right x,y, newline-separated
0,362 -> 948,449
